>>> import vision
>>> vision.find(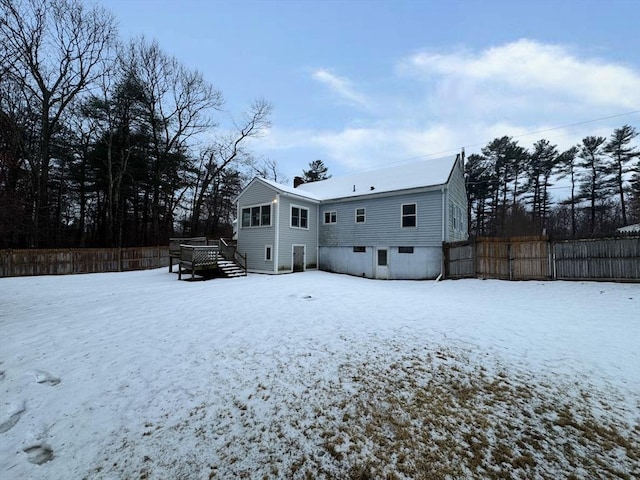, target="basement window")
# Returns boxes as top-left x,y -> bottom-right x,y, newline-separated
353,246 -> 366,253
398,246 -> 414,254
